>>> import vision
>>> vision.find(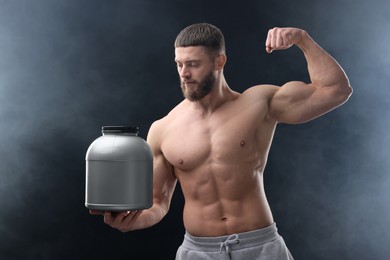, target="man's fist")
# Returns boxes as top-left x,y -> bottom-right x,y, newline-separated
265,27 -> 306,53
